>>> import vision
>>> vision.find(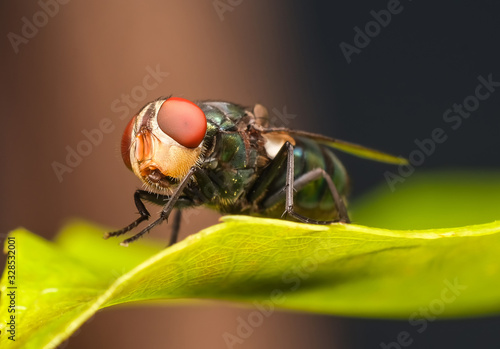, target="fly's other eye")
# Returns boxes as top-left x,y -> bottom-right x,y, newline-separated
157,97 -> 207,148
121,115 -> 136,170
